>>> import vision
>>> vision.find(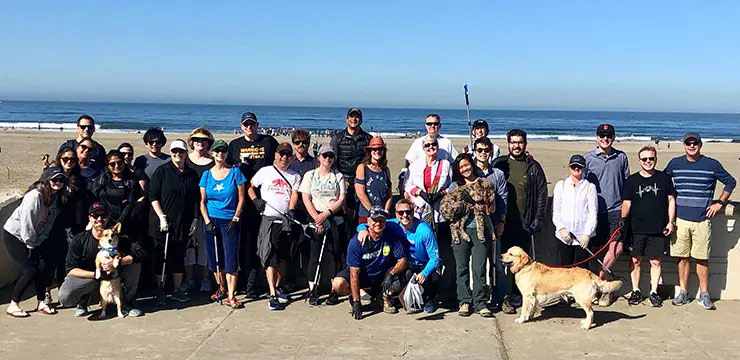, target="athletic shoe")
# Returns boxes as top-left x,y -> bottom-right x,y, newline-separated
501,298 -> 517,315
276,289 -> 290,304
628,290 -> 643,305
458,303 -> 472,317
598,292 -> 613,307
672,289 -> 690,306
200,280 -> 213,293
268,295 -> 284,310
423,300 -> 436,314
181,279 -> 195,292
325,292 -> 340,306
477,307 -> 494,318
648,292 -> 663,307
44,291 -> 53,306
308,292 -> 319,307
360,293 -> 372,306
697,292 -> 716,310
171,288 -> 191,303
124,301 -> 144,317
74,304 -> 88,317
383,295 -> 398,314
